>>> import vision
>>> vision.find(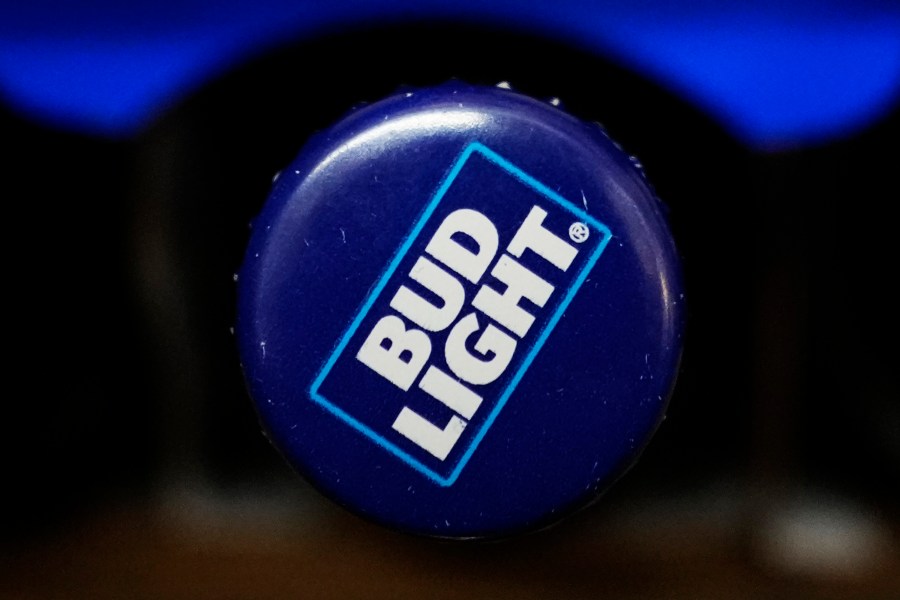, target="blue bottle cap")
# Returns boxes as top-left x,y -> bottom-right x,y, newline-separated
237,82 -> 684,538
